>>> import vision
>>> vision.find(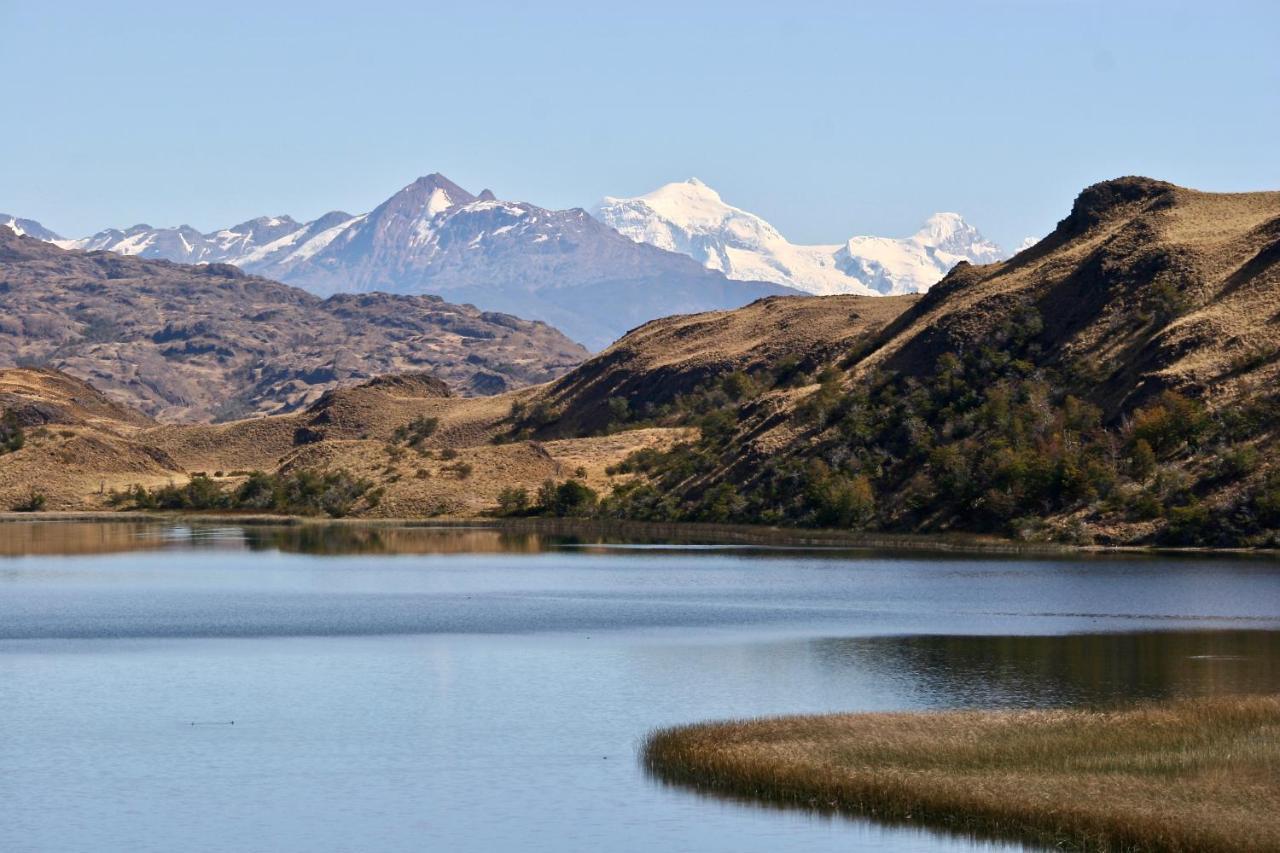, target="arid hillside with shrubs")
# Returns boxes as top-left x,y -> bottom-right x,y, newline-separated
556,177 -> 1280,546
